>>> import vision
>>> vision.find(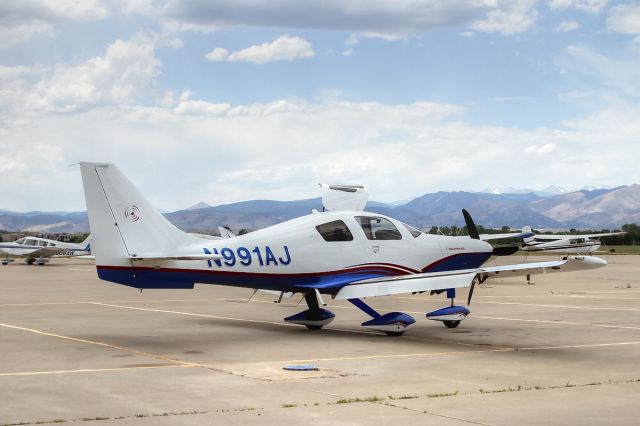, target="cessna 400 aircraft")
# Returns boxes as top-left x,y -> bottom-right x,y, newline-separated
0,235 -> 91,265
79,163 -> 607,336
